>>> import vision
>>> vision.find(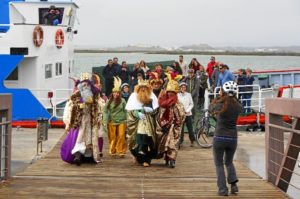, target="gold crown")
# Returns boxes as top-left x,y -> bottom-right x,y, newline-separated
80,72 -> 91,81
166,80 -> 180,93
112,77 -> 122,92
138,79 -> 149,87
